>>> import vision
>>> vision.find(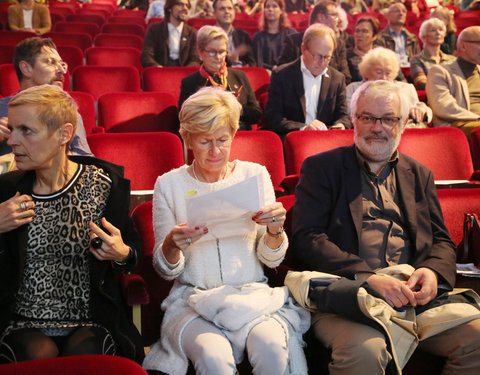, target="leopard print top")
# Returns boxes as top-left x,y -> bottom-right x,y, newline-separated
13,164 -> 112,321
